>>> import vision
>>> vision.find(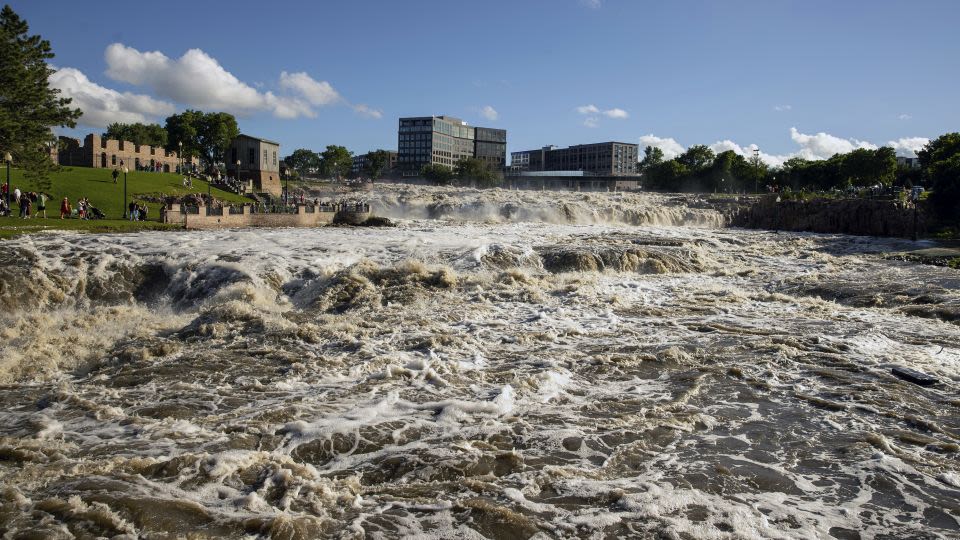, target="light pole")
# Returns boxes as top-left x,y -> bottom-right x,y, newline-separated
178,141 -> 183,174
4,152 -> 11,212
122,166 -> 129,218
236,159 -> 241,192
753,147 -> 761,193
